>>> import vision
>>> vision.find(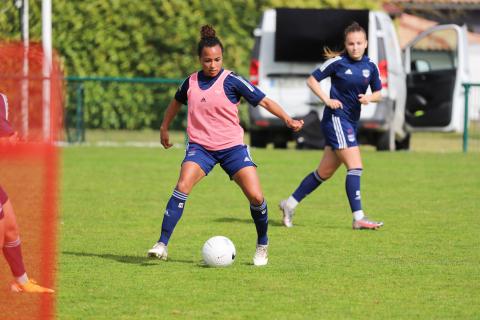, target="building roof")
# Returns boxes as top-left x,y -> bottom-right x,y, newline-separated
397,13 -> 480,48
388,0 -> 480,9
